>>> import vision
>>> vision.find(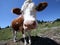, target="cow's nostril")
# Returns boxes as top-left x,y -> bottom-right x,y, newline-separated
32,21 -> 36,25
